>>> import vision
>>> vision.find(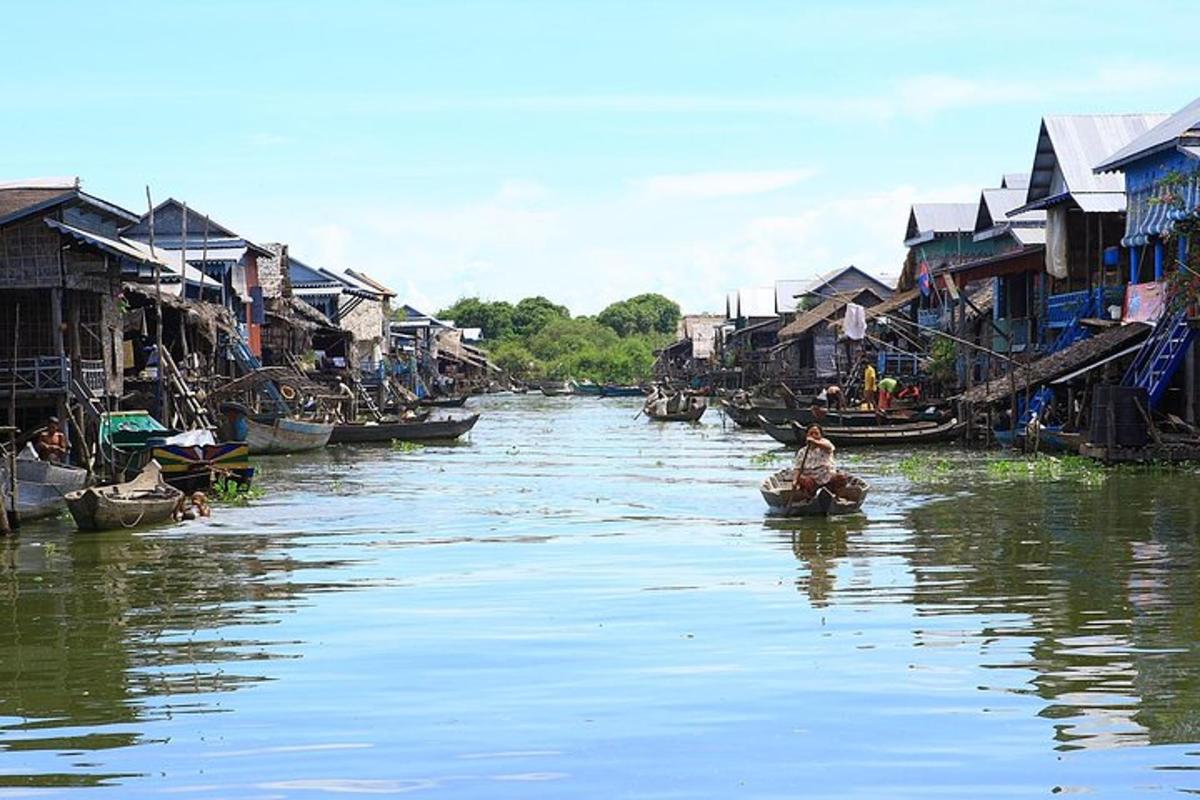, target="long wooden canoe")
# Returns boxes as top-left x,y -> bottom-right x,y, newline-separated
760,416 -> 964,447
331,413 -> 480,443
719,398 -> 761,428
